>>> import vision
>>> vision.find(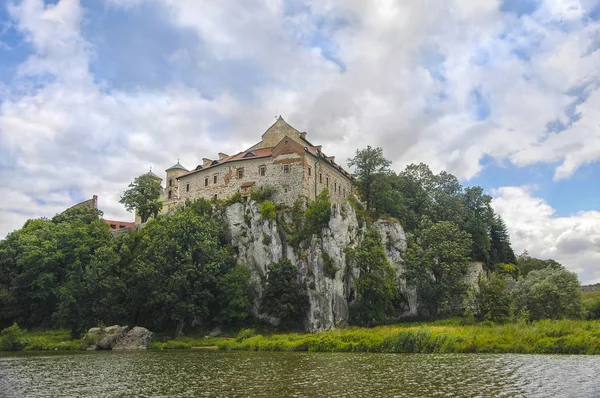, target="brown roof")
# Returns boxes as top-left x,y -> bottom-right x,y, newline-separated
180,147 -> 273,178
104,220 -> 135,231
241,181 -> 255,188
